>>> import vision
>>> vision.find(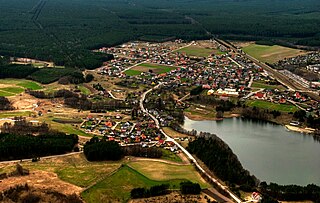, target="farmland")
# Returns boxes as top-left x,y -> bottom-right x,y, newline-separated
0,153 -> 210,203
241,44 -> 306,64
0,79 -> 43,96
246,100 -> 299,112
81,164 -> 206,203
127,161 -> 209,188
